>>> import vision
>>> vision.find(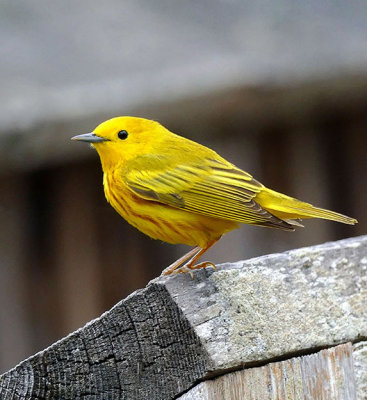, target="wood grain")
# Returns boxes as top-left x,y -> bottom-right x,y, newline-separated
178,343 -> 357,400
